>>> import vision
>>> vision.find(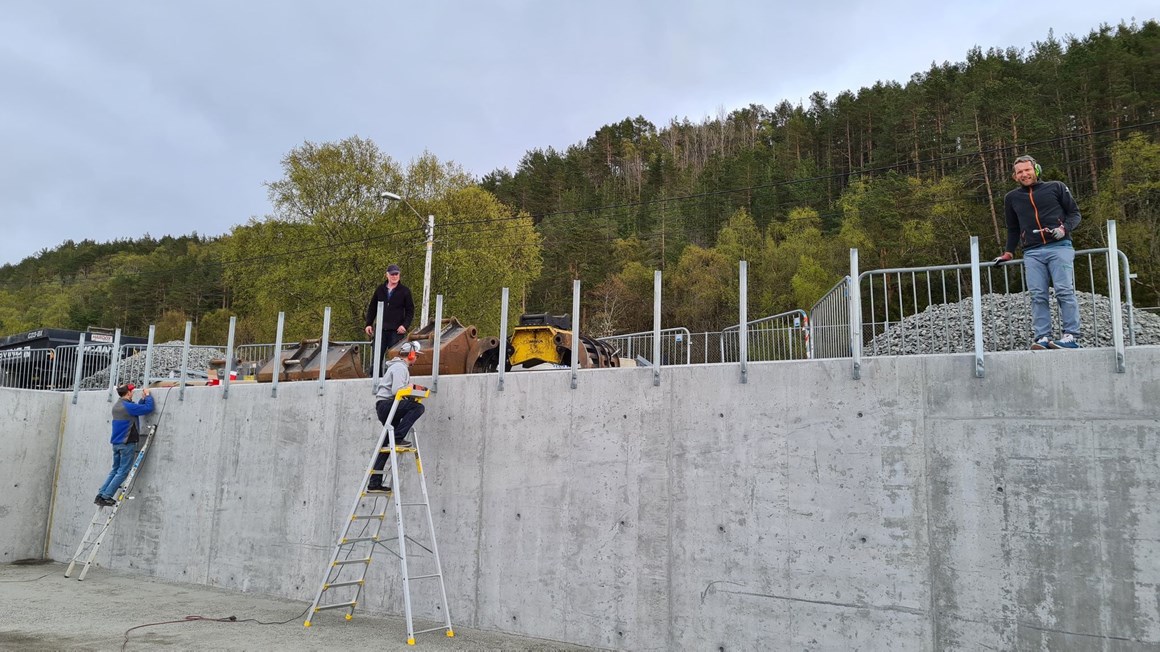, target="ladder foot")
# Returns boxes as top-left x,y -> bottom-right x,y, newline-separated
303,620 -> 312,628
446,629 -> 455,637
407,637 -> 416,645
344,613 -> 353,621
